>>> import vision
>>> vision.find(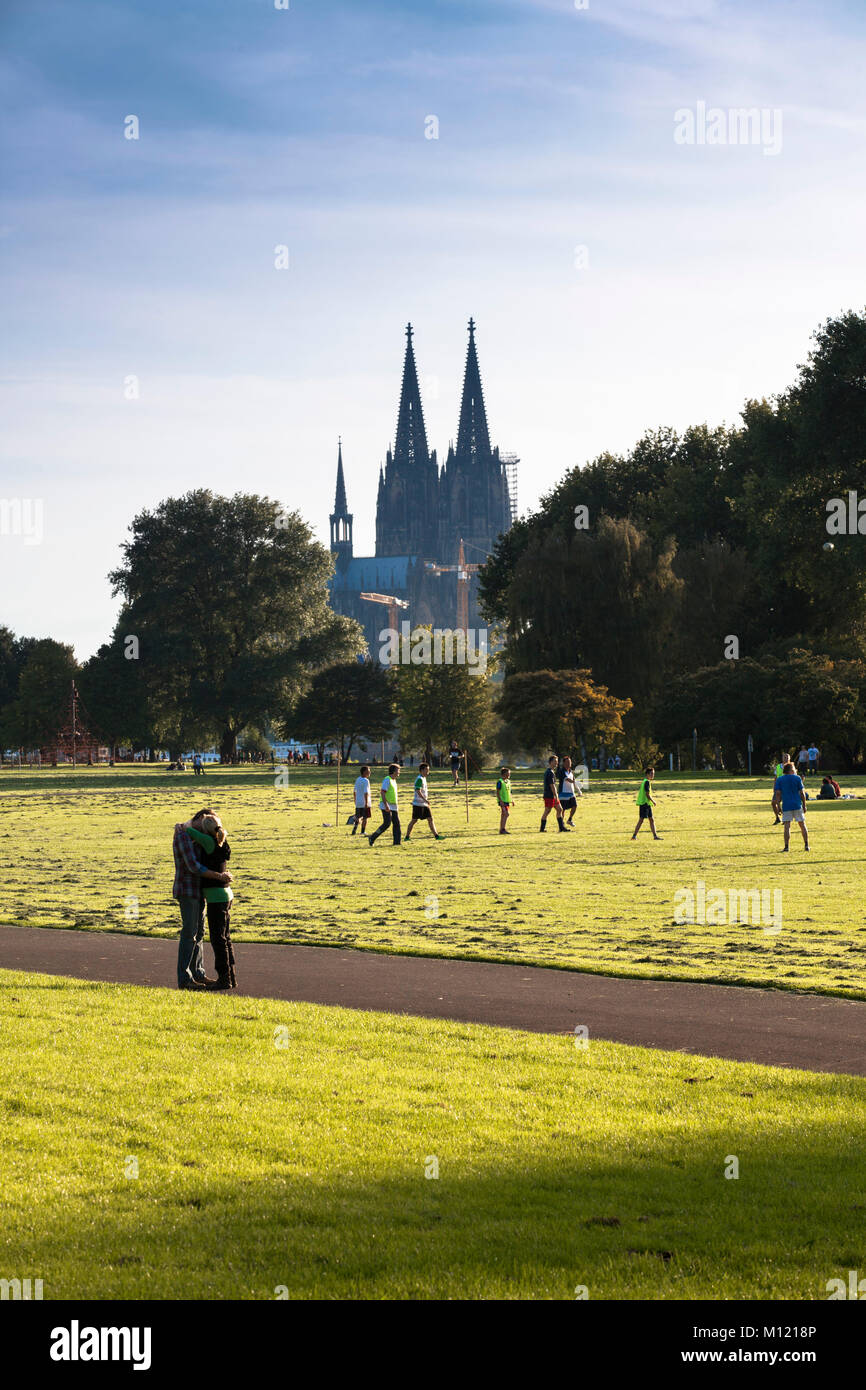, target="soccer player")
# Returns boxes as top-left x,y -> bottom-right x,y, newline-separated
772,759 -> 809,851
631,767 -> 661,841
558,755 -> 581,826
449,739 -> 462,787
496,766 -> 512,834
405,763 -> 441,841
541,755 -> 568,832
369,764 -> 401,846
352,763 -> 372,835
